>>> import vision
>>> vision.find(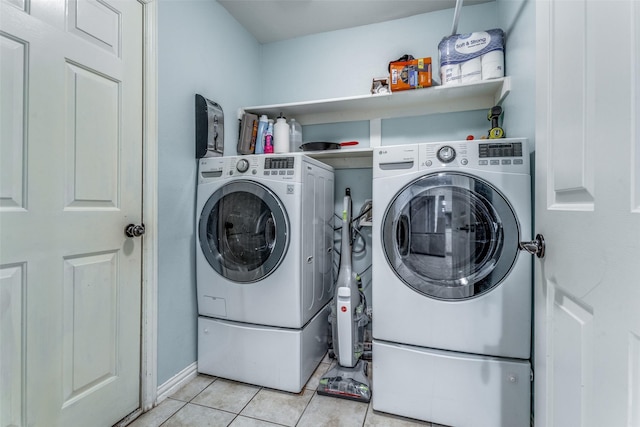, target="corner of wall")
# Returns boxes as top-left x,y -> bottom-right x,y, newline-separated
496,0 -> 536,145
